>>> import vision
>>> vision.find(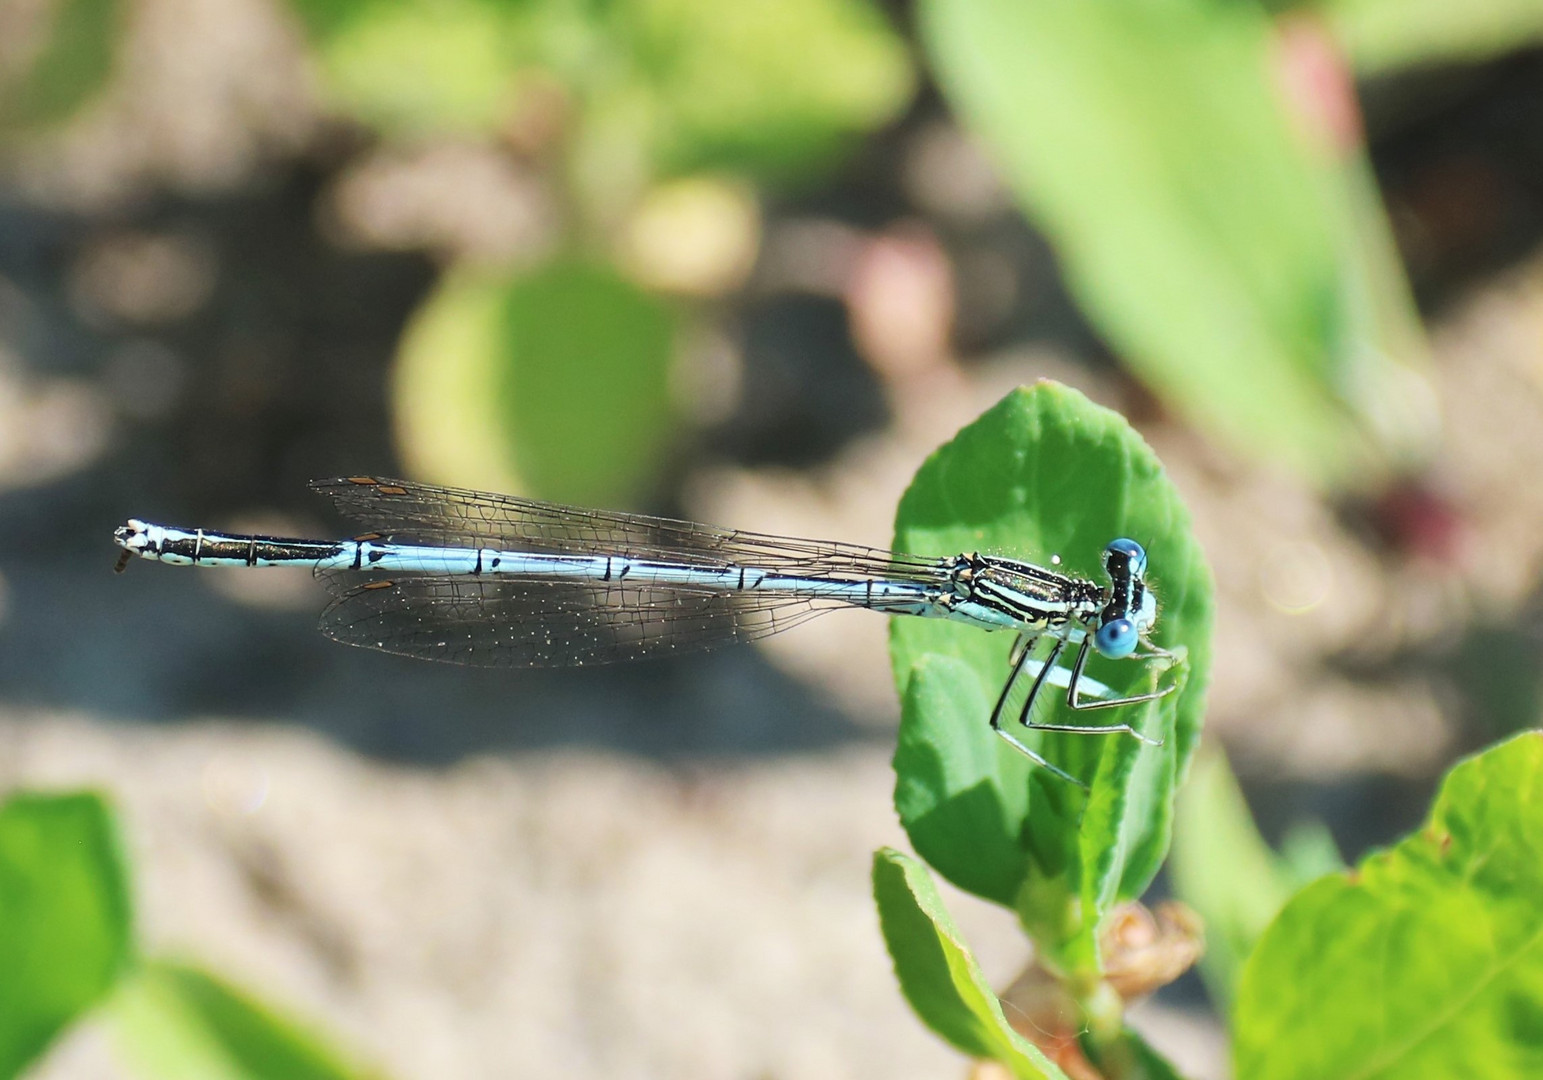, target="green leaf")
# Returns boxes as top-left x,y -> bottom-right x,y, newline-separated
872,848 -> 1066,1079
894,654 -> 1035,908
0,0 -> 121,133
889,383 -> 1213,974
917,0 -> 1425,488
1233,732 -> 1543,1080
1326,0 -> 1543,73
0,791 -> 133,1080
110,960 -> 382,1080
393,262 -> 678,507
